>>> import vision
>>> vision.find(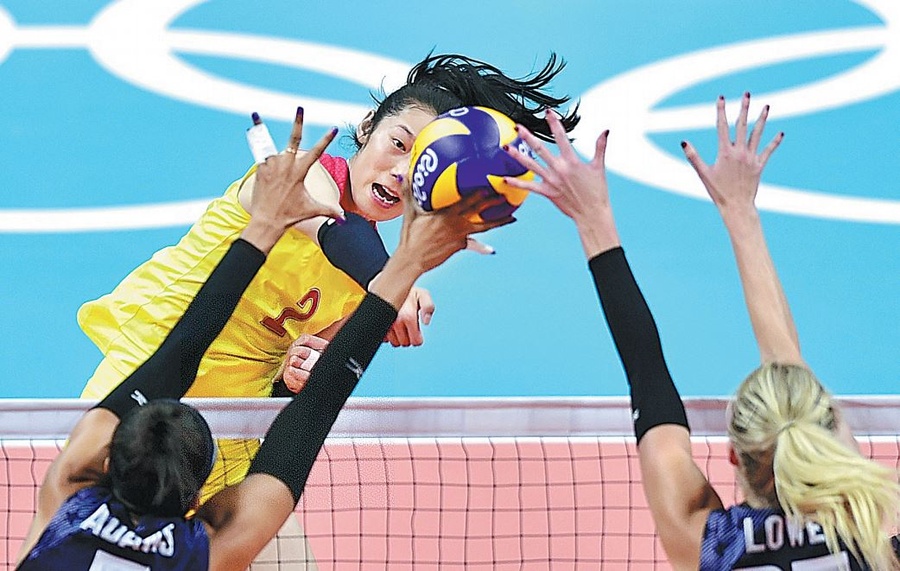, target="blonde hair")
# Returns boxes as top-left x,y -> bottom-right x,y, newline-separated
728,363 -> 900,570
